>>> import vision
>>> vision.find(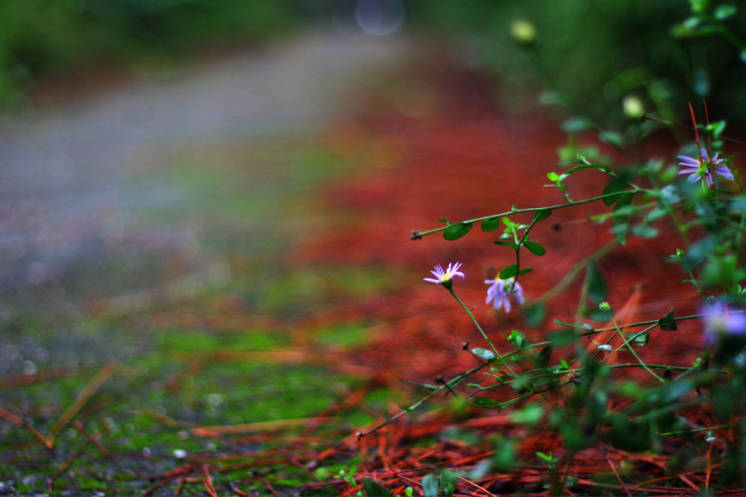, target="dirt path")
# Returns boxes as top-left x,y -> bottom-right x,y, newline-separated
0,30 -> 421,496
0,31 -> 412,305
